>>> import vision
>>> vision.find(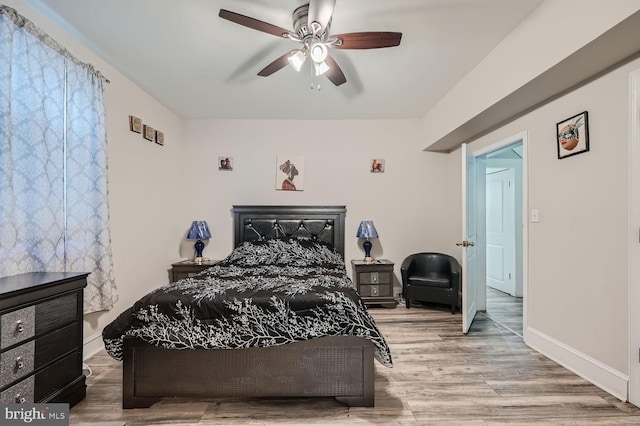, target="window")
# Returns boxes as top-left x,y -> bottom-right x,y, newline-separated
0,6 -> 116,313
